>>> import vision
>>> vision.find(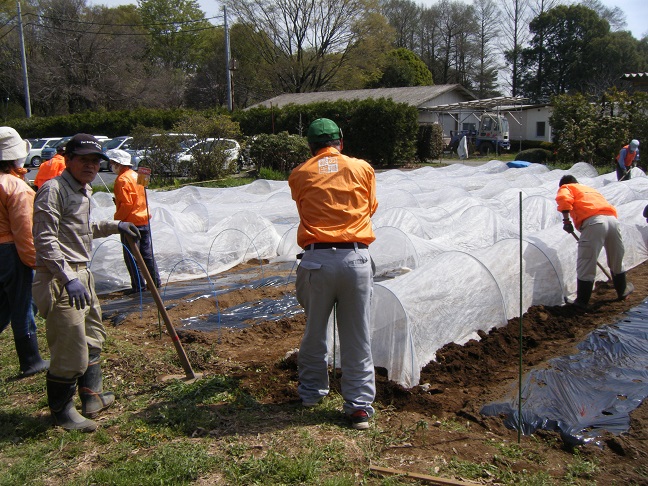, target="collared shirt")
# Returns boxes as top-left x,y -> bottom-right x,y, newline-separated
0,170 -> 36,268
288,146 -> 378,248
114,168 -> 149,226
33,169 -> 119,283
556,182 -> 617,230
